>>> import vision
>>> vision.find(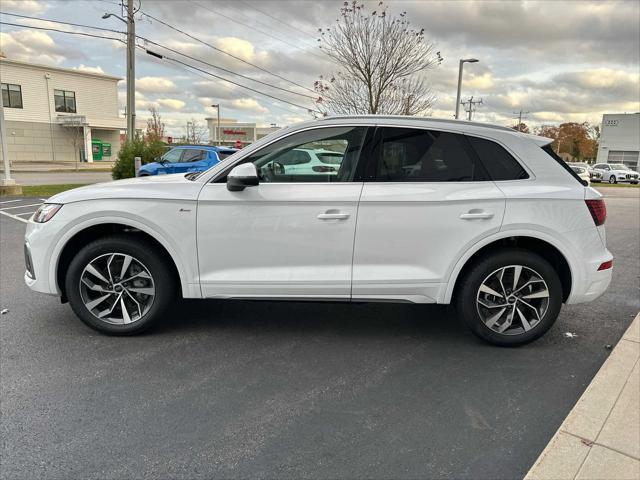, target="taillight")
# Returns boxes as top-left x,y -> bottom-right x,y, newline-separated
585,199 -> 606,226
